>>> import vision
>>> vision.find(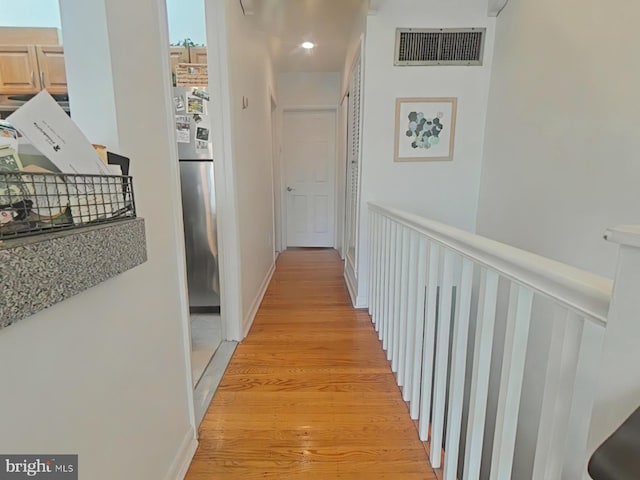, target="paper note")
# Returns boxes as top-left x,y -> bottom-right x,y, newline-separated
192,88 -> 210,101
196,126 -> 210,141
187,96 -> 204,114
176,115 -> 191,143
174,95 -> 185,112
